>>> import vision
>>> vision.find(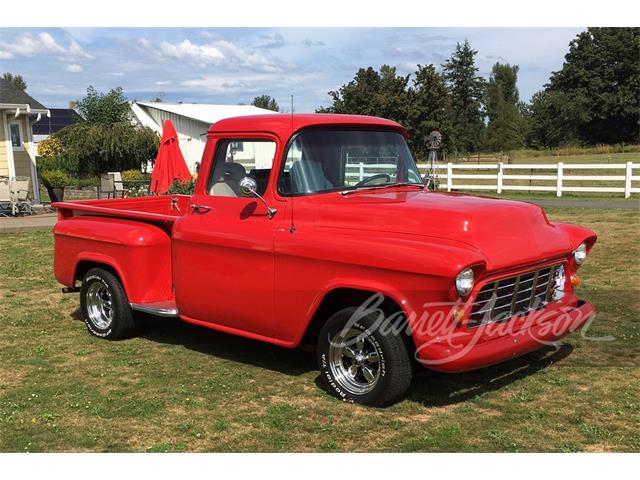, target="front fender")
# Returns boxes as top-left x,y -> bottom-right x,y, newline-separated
551,222 -> 597,252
